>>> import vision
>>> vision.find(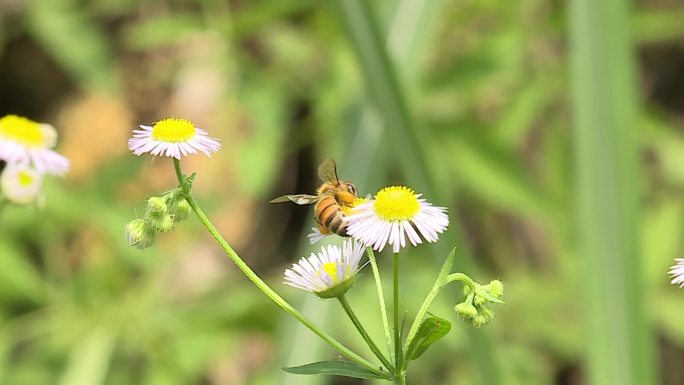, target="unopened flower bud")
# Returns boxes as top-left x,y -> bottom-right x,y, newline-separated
172,198 -> 191,222
473,294 -> 487,306
150,213 -> 175,232
487,280 -> 504,299
454,302 -> 478,319
472,314 -> 492,328
125,219 -> 155,249
146,196 -> 167,215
